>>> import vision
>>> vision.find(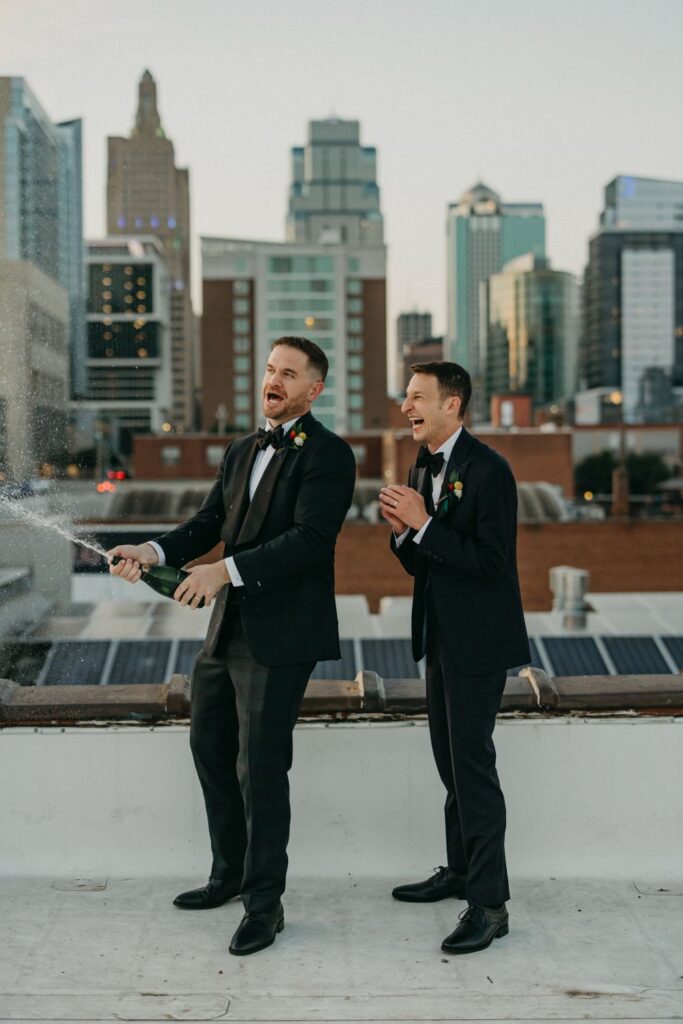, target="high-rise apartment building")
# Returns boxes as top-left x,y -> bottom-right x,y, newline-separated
286,119 -> 383,246
446,183 -> 545,383
0,77 -> 83,475
484,254 -> 578,409
397,311 -> 433,348
107,70 -> 195,430
580,175 -> 683,423
201,237 -> 386,434
76,238 -> 172,455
